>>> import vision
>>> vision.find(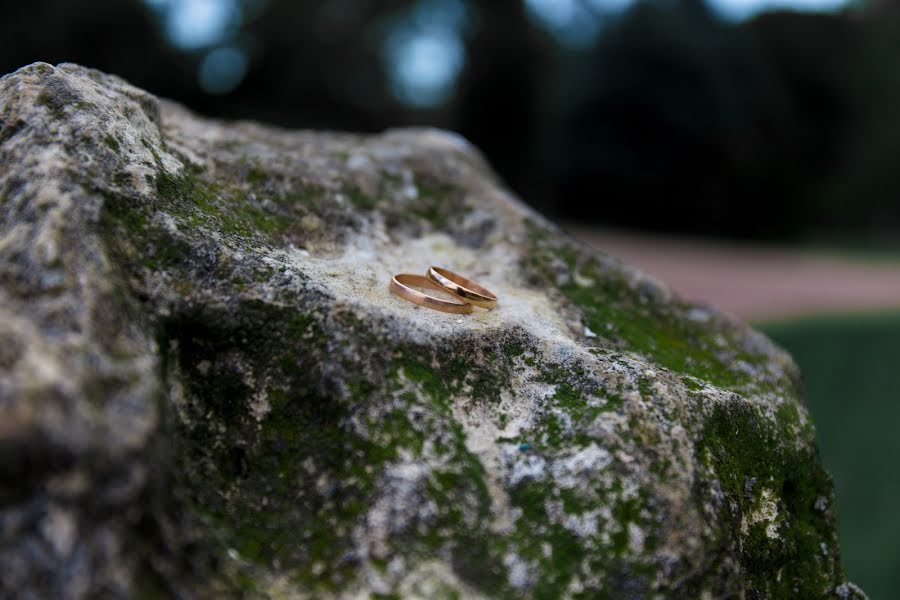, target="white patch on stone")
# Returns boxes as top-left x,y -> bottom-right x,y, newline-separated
835,582 -> 866,599
541,542 -> 552,558
628,522 -> 645,554
450,395 -> 523,535
740,488 -> 780,539
40,505 -> 76,557
392,559 -> 491,599
250,388 -> 270,421
815,495 -> 828,511
562,509 -> 600,538
503,552 -> 533,590
346,154 -> 371,170
503,450 -> 547,486
551,443 -> 612,489
357,459 -> 434,561
573,271 -> 595,287
687,307 -> 712,323
281,229 -> 573,351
